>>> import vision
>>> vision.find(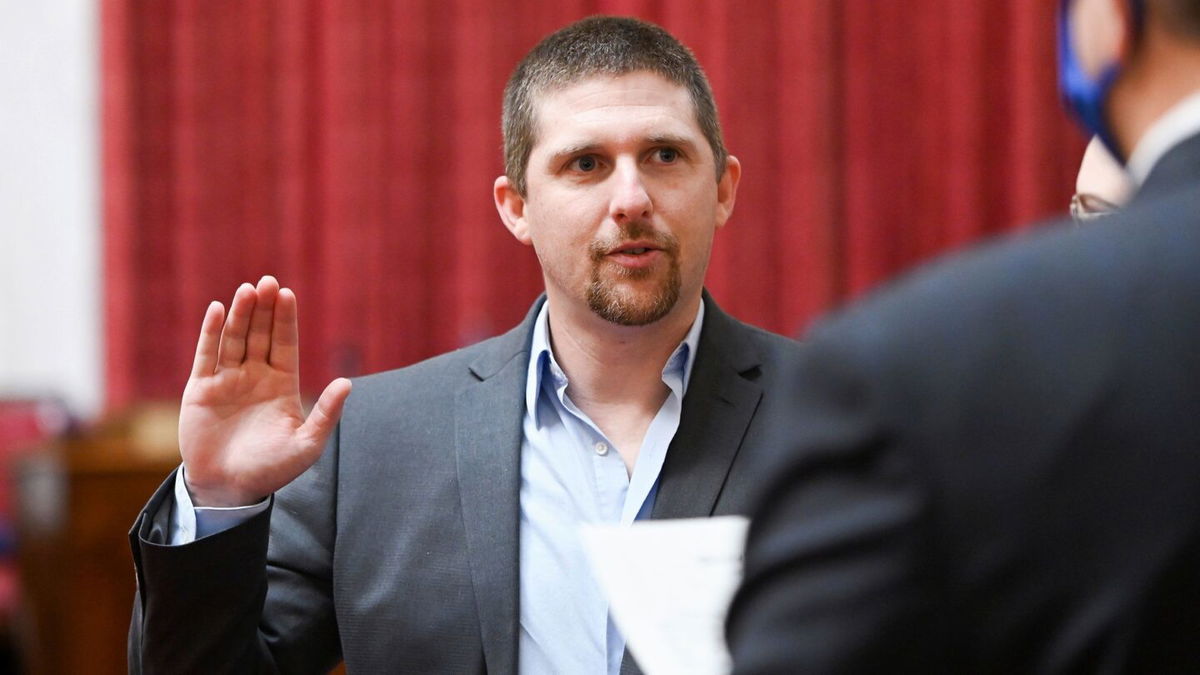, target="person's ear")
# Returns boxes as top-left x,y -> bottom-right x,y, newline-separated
494,175 -> 532,245
714,155 -> 741,229
1113,0 -> 1141,61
